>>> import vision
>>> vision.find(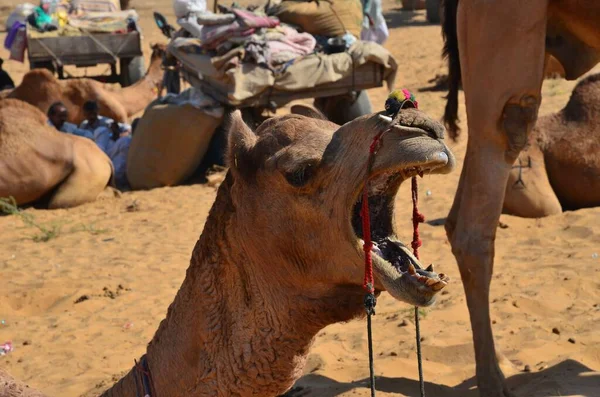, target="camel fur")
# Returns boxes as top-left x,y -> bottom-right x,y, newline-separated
6,44 -> 166,125
0,107 -> 455,396
504,72 -> 600,217
0,99 -> 114,209
440,0 -> 600,396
